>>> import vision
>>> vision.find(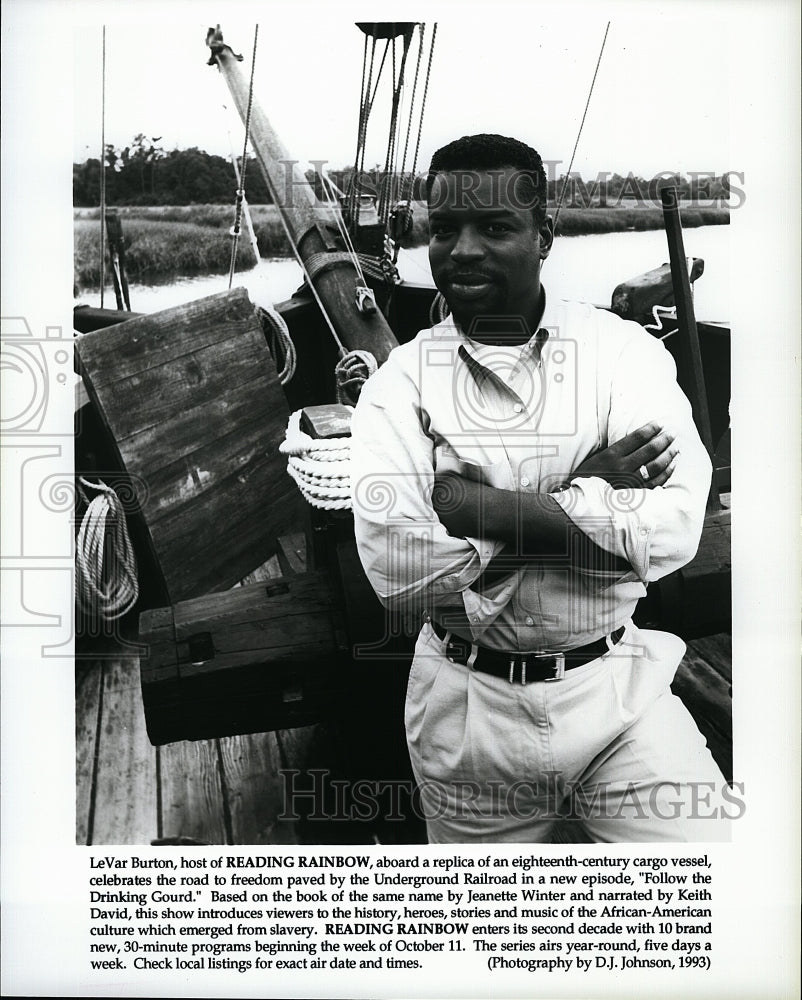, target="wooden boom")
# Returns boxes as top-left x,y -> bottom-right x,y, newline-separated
207,26 -> 399,366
